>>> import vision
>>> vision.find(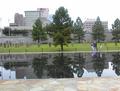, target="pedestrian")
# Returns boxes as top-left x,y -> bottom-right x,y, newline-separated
91,42 -> 94,51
